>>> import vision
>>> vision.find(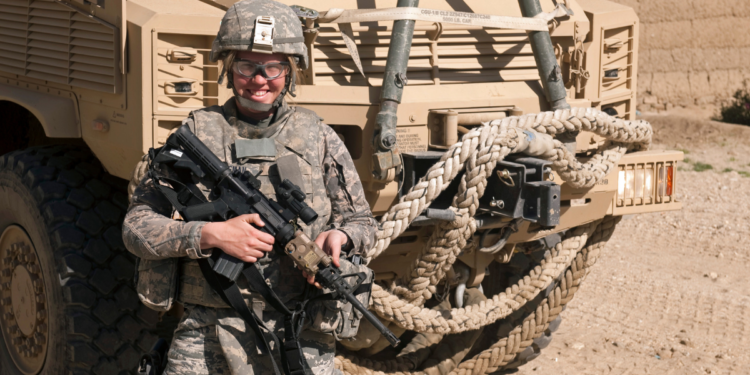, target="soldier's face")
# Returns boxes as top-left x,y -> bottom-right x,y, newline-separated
233,51 -> 288,115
